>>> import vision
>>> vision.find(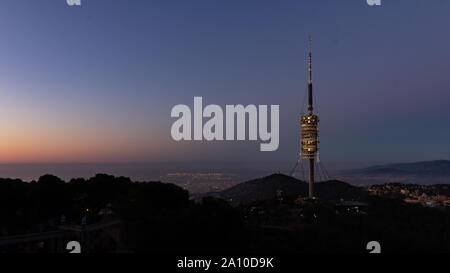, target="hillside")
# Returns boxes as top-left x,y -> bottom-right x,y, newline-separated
206,173 -> 365,205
